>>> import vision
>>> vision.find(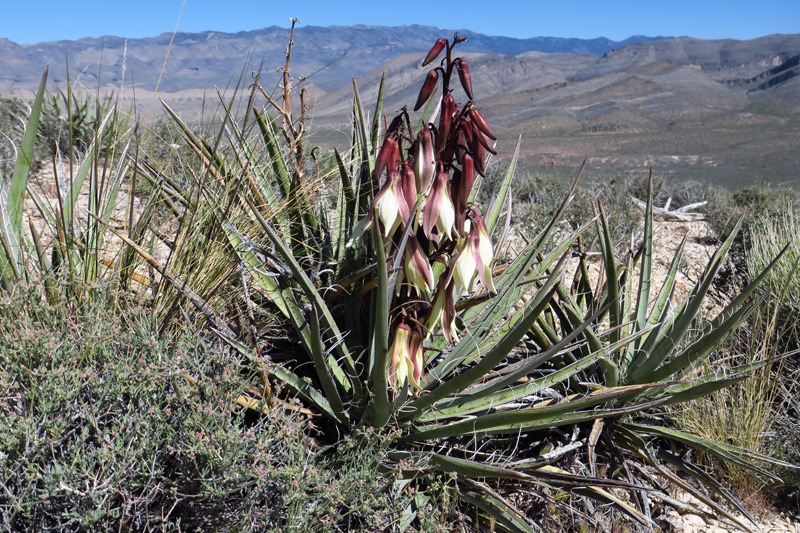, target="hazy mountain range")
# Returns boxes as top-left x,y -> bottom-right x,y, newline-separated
0,25 -> 666,93
1,25 -> 799,187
